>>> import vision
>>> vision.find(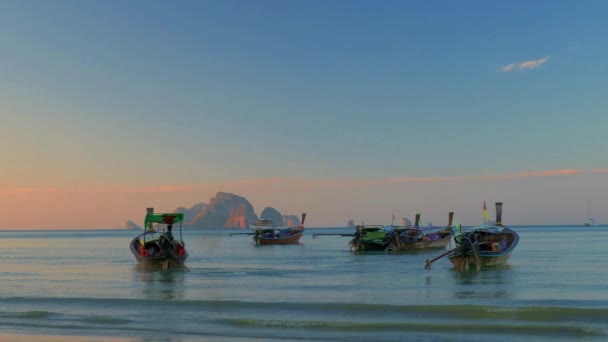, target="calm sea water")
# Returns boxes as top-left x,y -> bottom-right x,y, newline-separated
1,226 -> 607,341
